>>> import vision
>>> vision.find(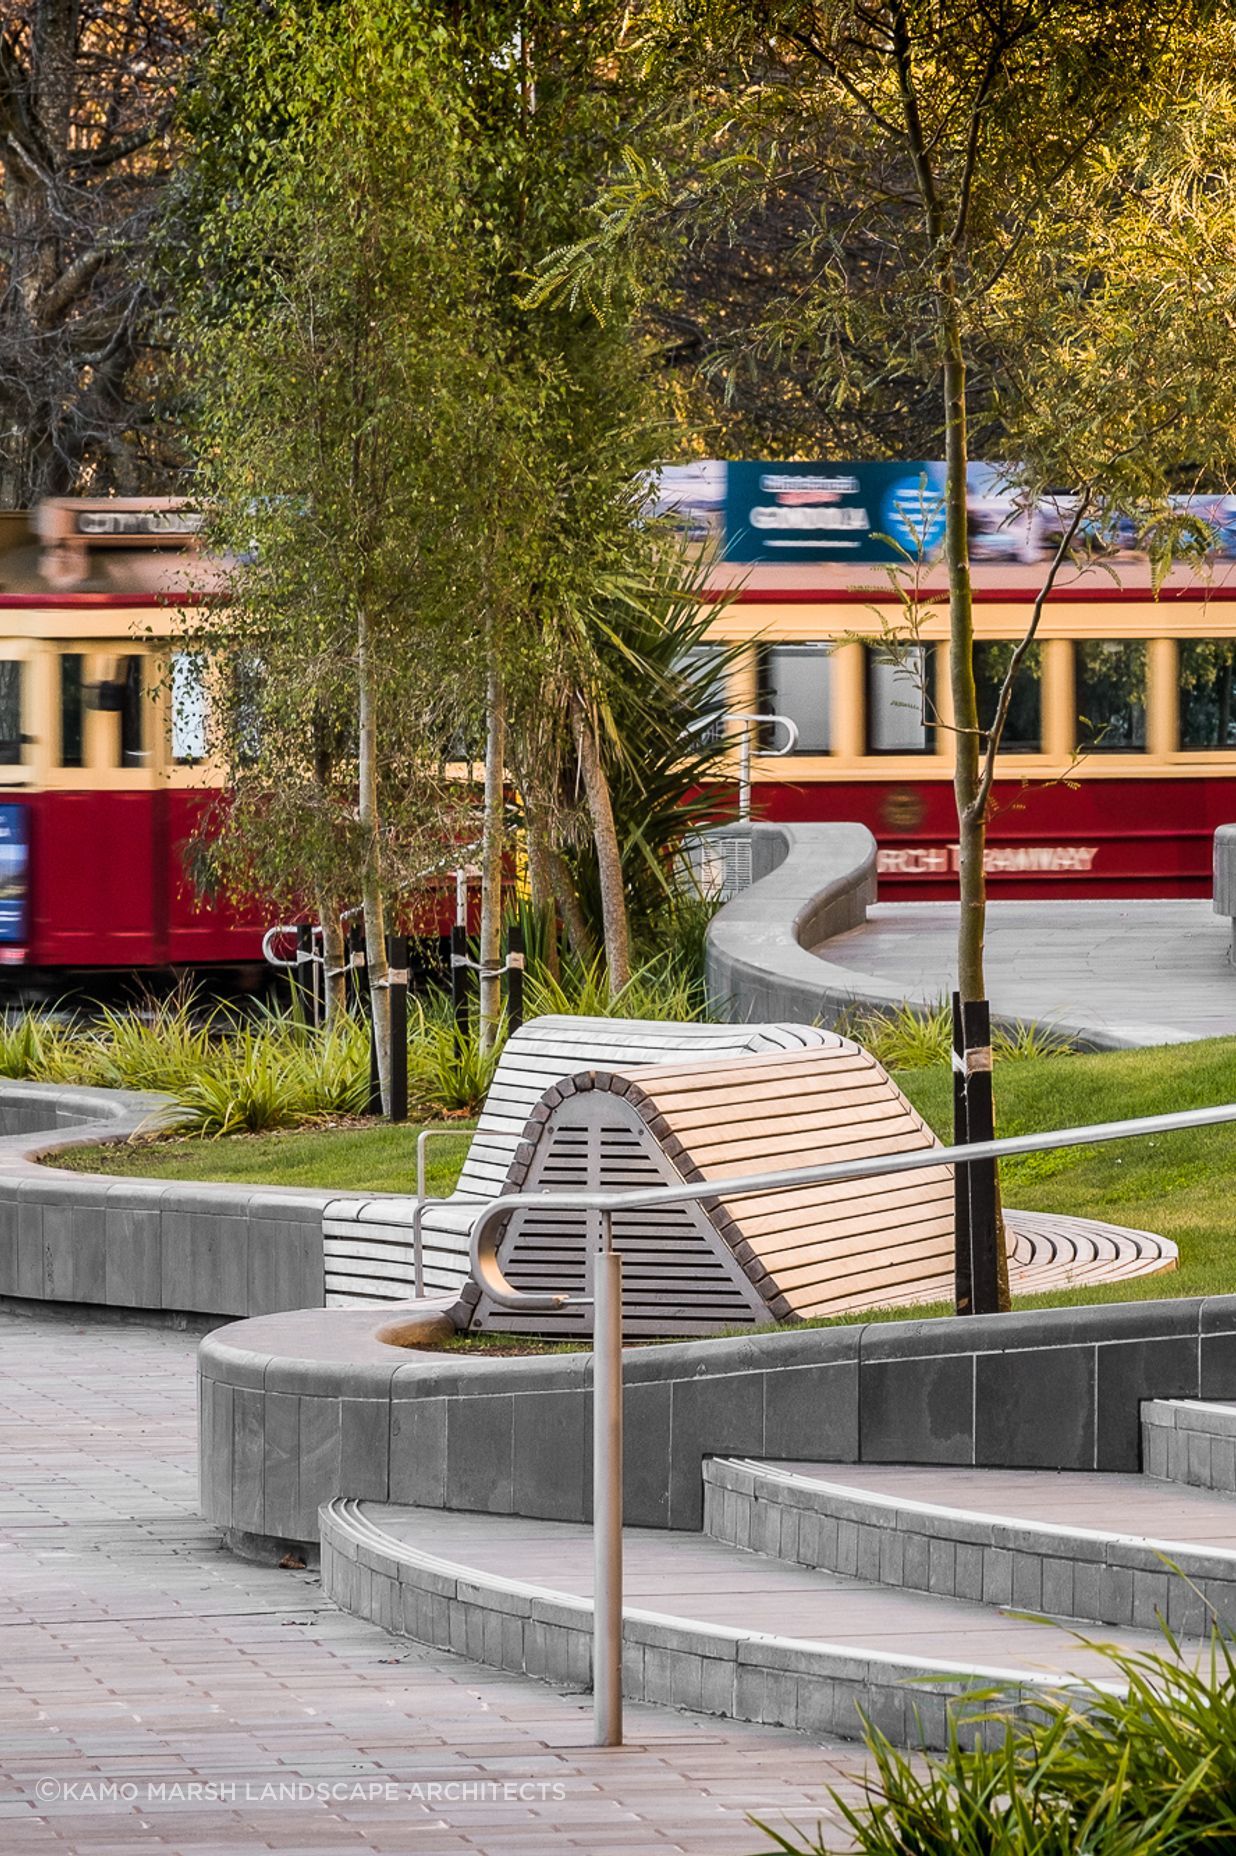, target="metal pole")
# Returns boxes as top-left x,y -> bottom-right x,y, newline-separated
592,1212 -> 623,1748
738,723 -> 751,824
455,868 -> 468,928
952,991 -> 972,1316
450,923 -> 469,1049
294,923 -> 313,1031
387,932 -> 408,1124
507,923 -> 525,1034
